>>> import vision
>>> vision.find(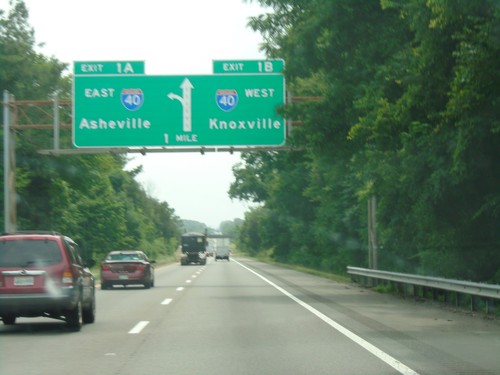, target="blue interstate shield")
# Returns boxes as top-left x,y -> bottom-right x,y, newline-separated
215,89 -> 238,112
121,89 -> 144,111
